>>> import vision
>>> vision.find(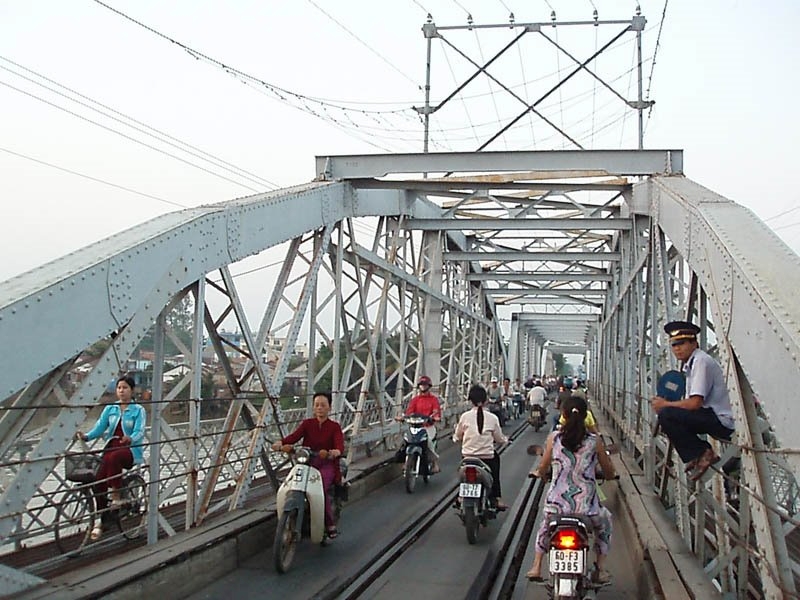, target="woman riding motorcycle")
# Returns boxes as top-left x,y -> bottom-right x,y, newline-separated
452,384 -> 509,510
526,394 -> 616,583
